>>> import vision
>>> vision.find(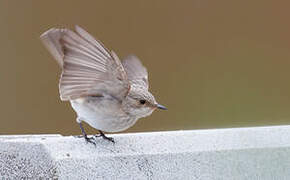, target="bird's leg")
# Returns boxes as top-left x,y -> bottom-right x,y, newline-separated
94,130 -> 115,143
77,122 -> 96,146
